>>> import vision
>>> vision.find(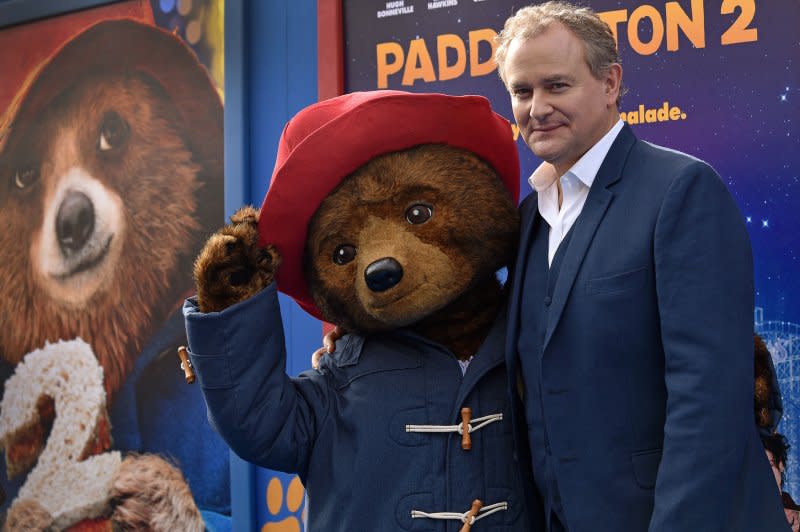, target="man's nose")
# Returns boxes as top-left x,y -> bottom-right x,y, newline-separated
530,93 -> 552,120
